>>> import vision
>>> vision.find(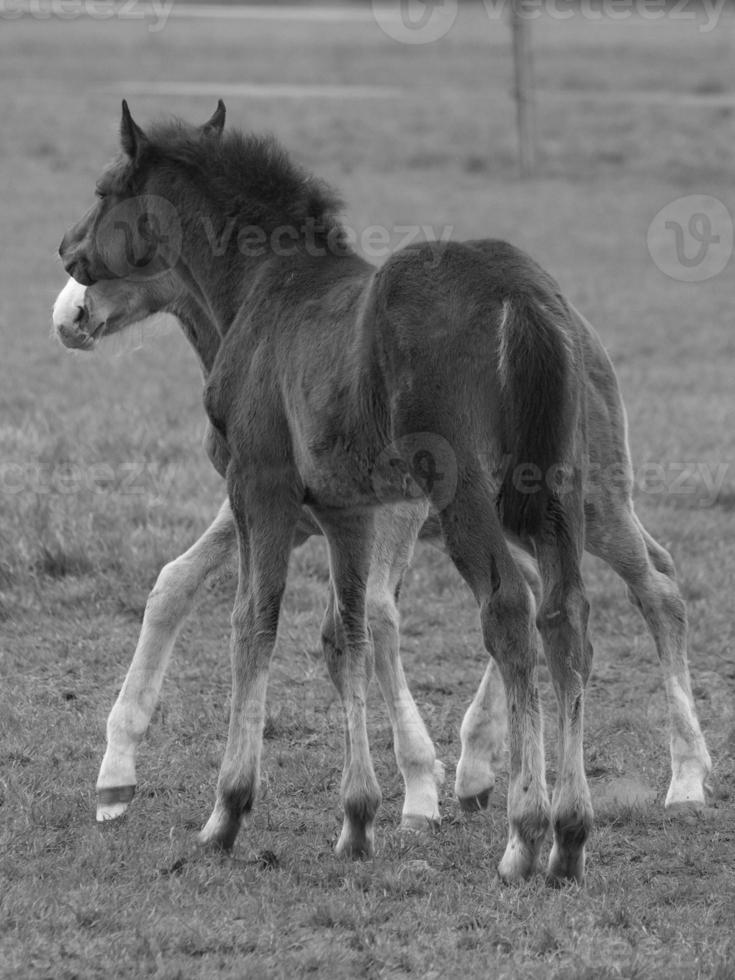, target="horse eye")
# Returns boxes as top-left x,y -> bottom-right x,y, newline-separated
95,188 -> 108,200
